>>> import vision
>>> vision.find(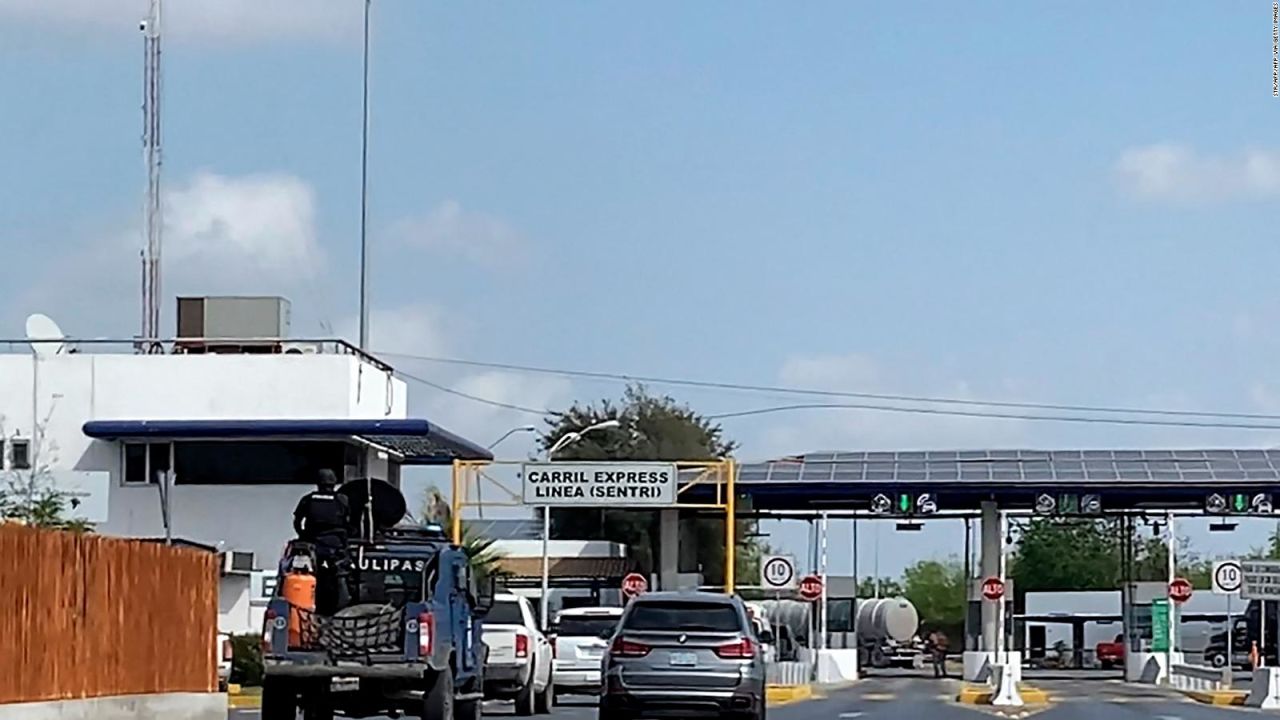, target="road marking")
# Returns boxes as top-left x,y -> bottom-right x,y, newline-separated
838,713 -> 864,718
862,693 -> 896,701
